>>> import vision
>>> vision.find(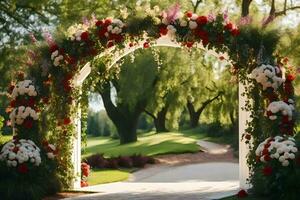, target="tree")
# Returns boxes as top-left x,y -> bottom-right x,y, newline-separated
95,49 -> 158,144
